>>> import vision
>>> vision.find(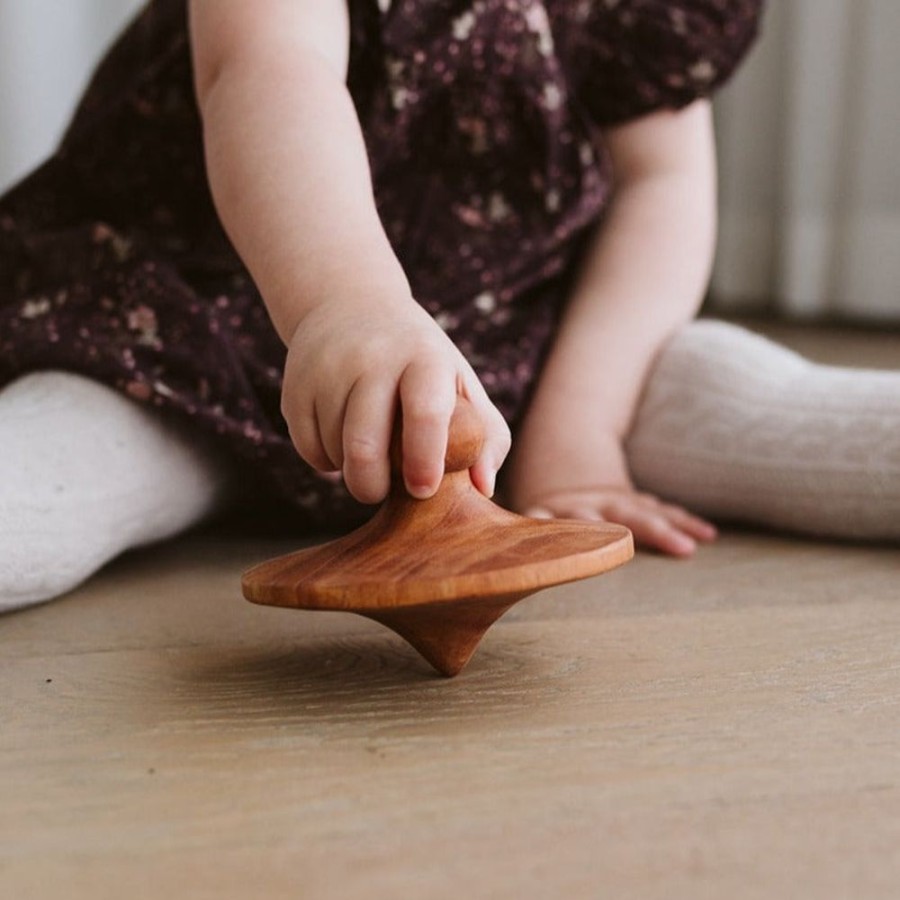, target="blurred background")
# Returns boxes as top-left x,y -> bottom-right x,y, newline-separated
1,0 -> 898,324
